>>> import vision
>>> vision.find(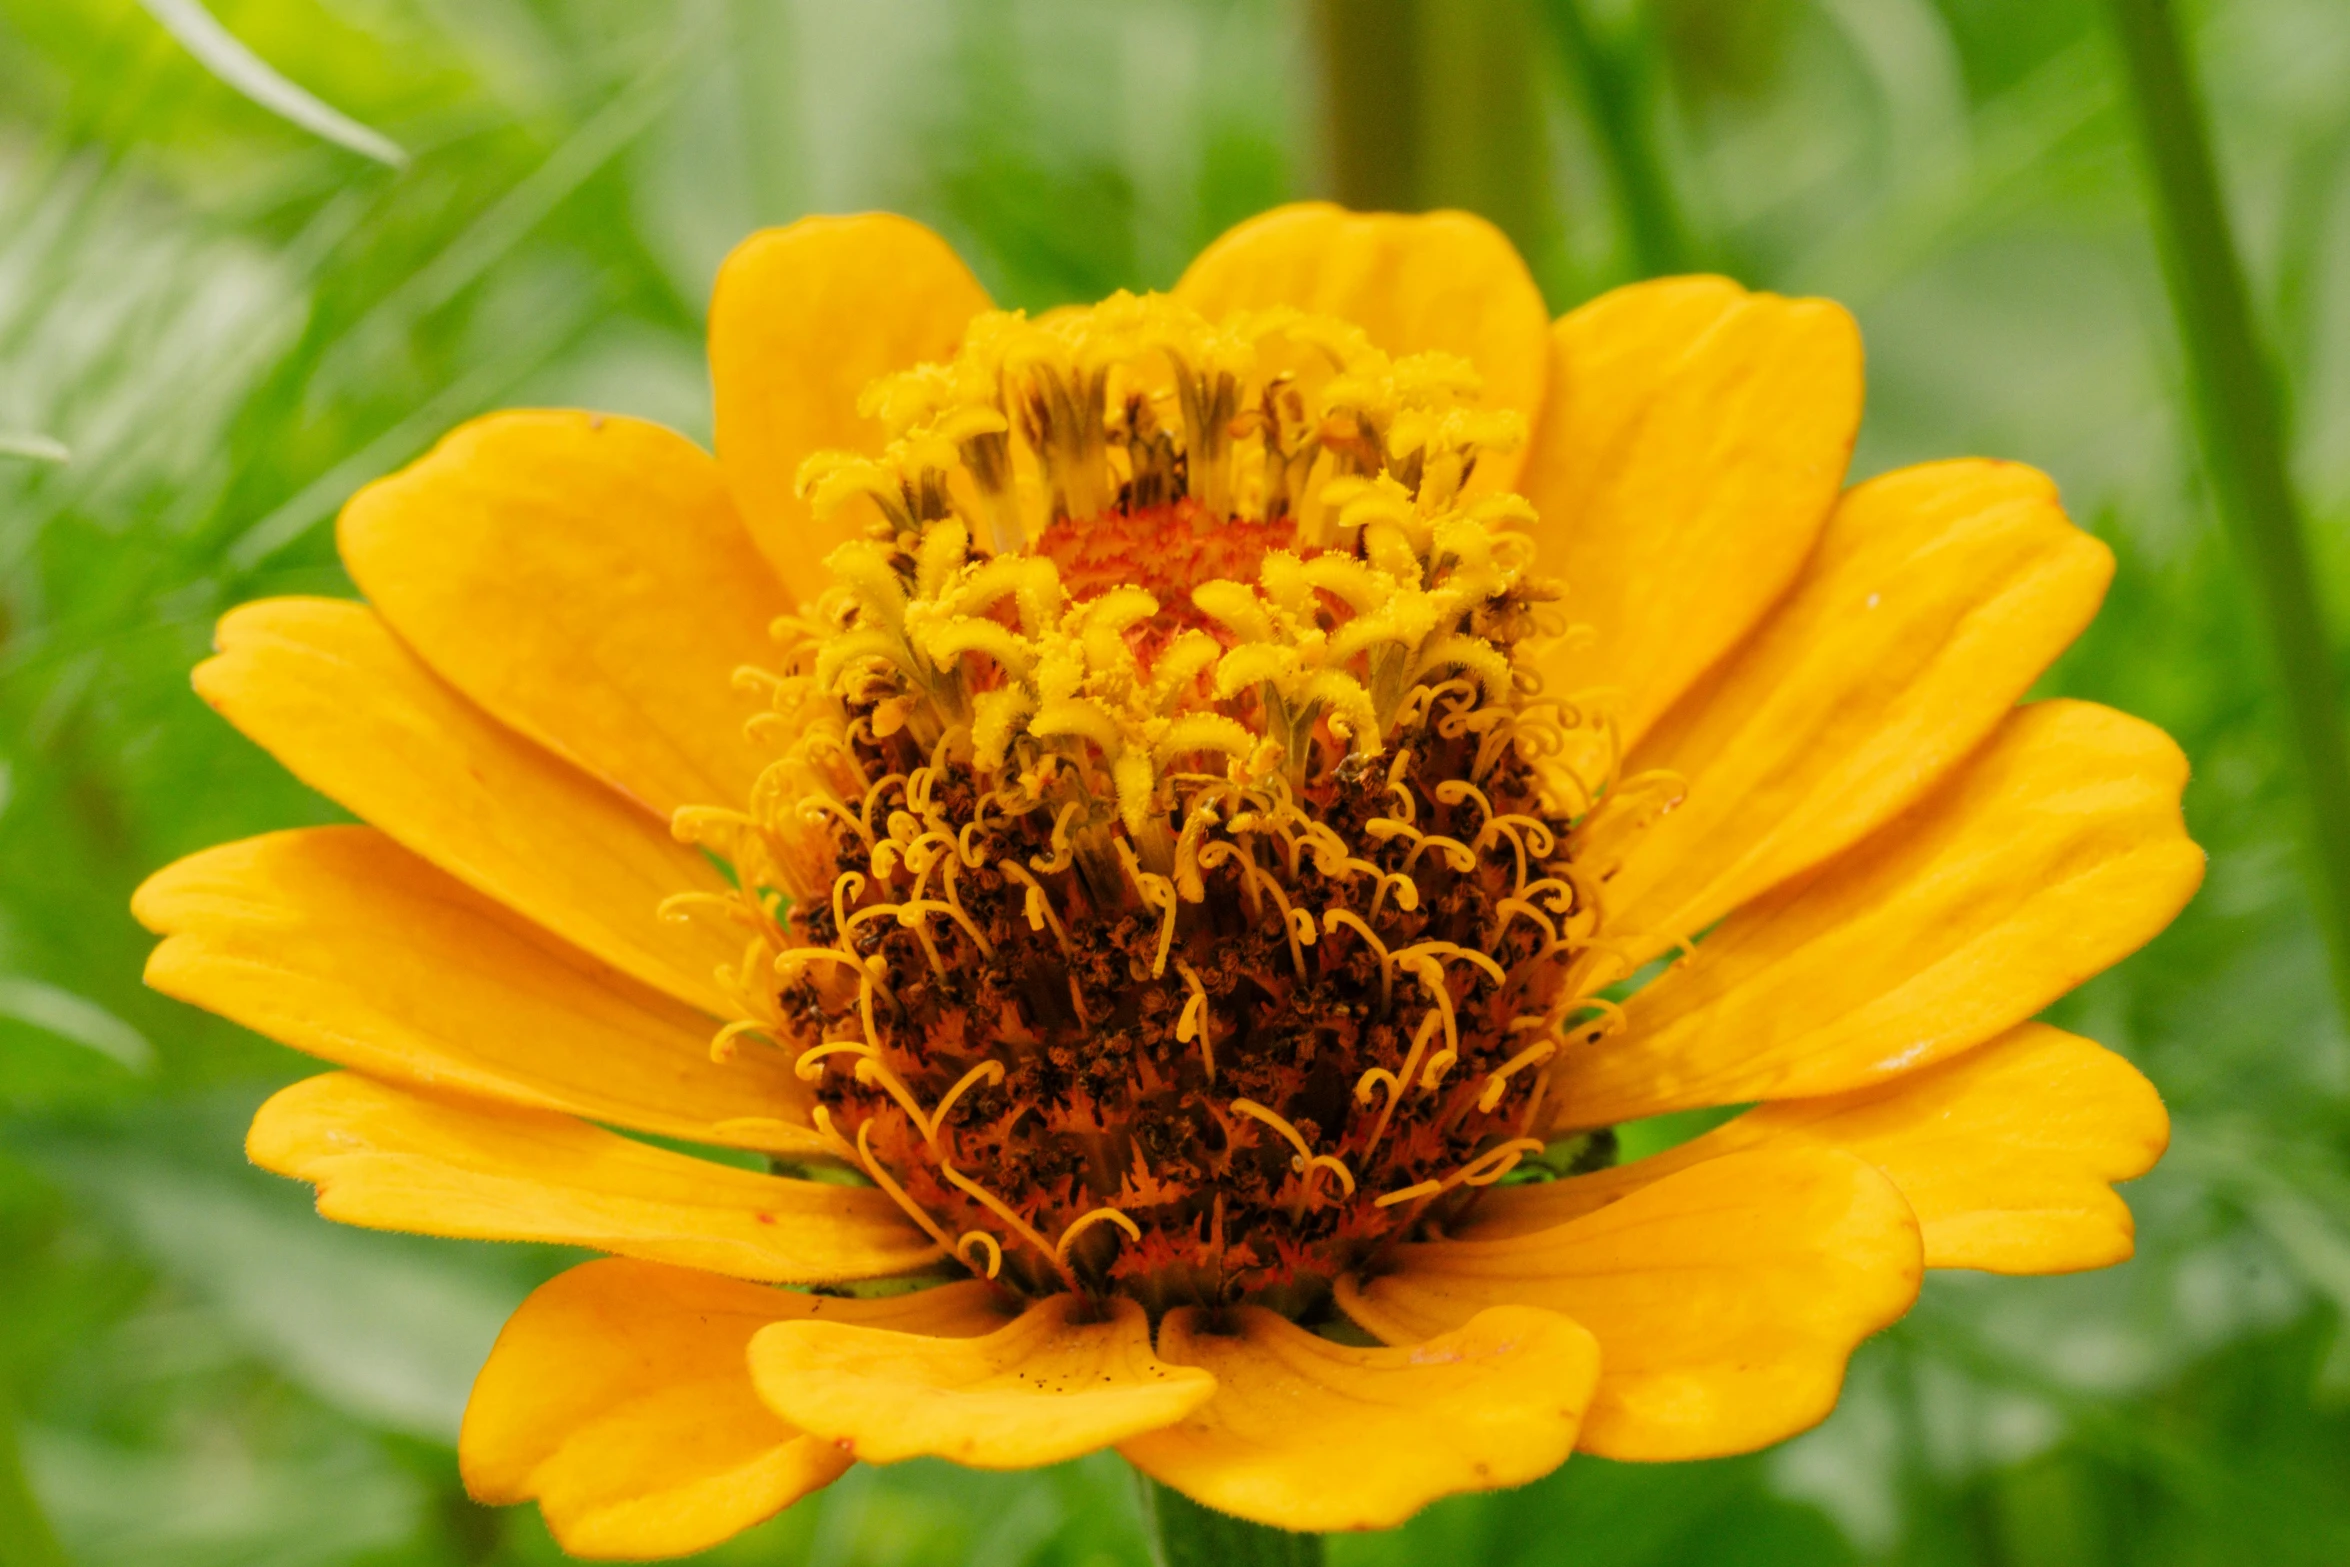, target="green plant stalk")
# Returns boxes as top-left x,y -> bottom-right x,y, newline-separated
1312,0 -> 1555,270
1142,1476 -> 1325,1566
2103,0 -> 2350,1017
1414,0 -> 1556,264
0,1389 -> 67,1567
1313,0 -> 1419,211
1539,0 -> 1693,277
